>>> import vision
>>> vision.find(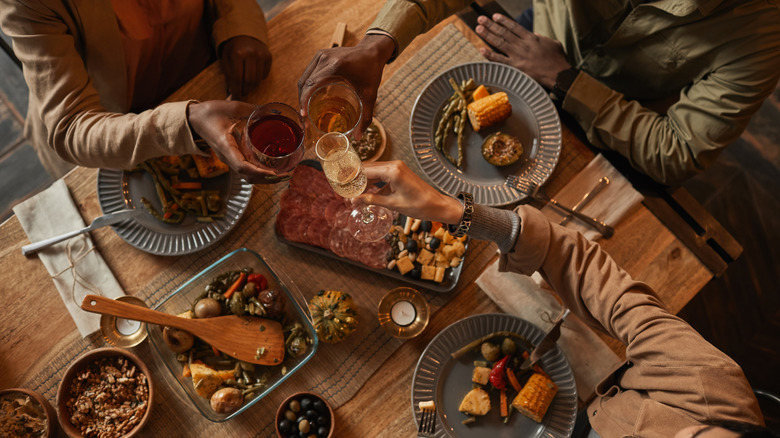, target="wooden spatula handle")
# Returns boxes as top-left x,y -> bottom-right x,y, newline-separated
81,294 -> 189,329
